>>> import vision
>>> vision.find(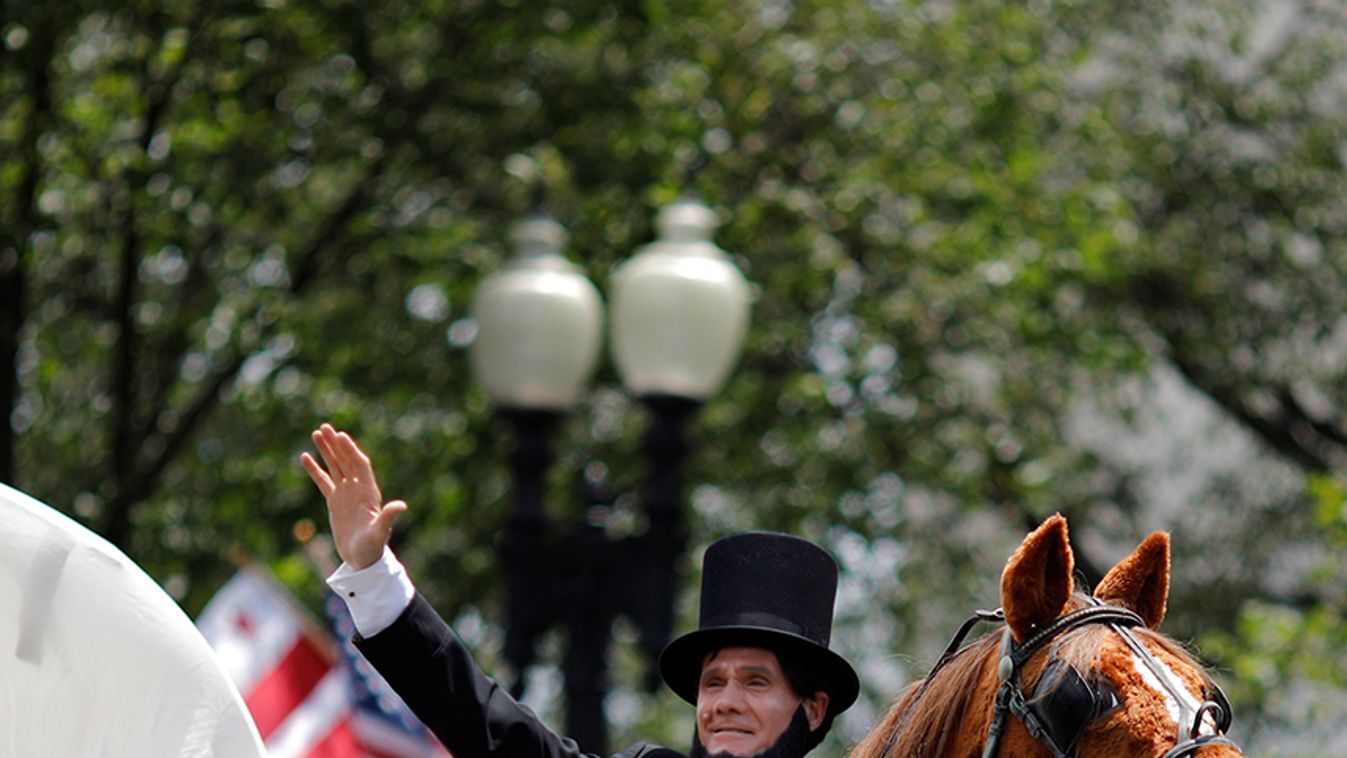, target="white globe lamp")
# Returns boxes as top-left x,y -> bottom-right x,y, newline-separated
469,215 -> 604,410
608,197 -> 751,400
